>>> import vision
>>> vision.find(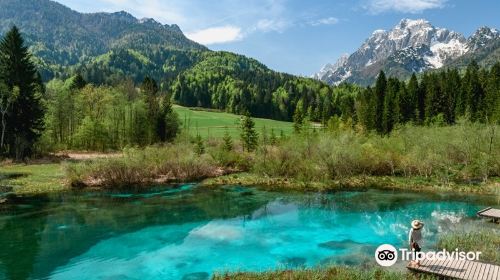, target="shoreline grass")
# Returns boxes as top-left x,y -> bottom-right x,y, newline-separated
0,163 -> 67,194
2,164 -> 499,196
438,230 -> 500,264
213,266 -> 438,280
201,172 -> 500,195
